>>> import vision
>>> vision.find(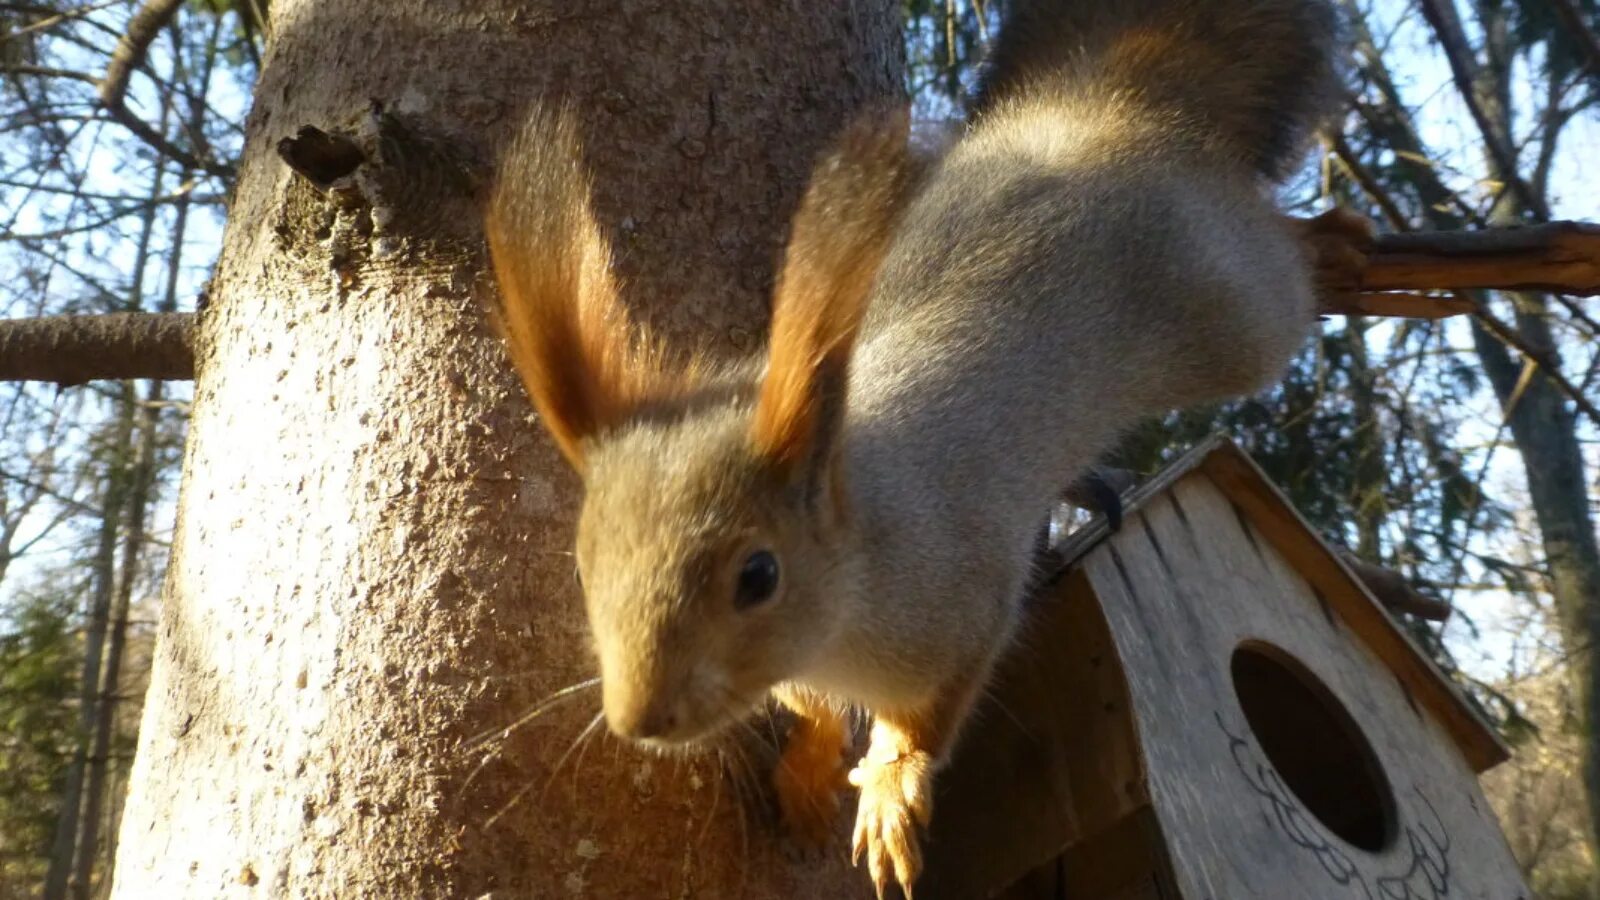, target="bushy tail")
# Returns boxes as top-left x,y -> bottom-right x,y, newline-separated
974,0 -> 1341,180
